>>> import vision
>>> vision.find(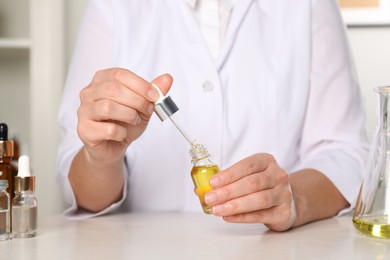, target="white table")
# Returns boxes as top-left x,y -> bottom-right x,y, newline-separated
0,213 -> 389,260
